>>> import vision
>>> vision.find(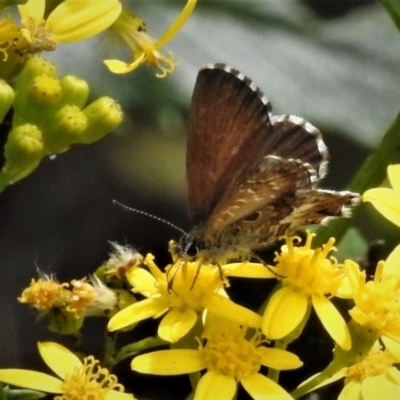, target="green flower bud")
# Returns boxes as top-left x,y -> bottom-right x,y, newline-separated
77,97 -> 123,144
0,80 -> 14,122
44,105 -> 88,154
43,307 -> 84,335
59,75 -> 89,109
1,124 -> 44,187
14,55 -> 57,93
